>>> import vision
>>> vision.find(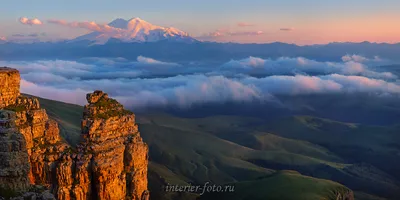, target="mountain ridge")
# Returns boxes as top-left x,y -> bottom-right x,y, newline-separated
71,17 -> 196,44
